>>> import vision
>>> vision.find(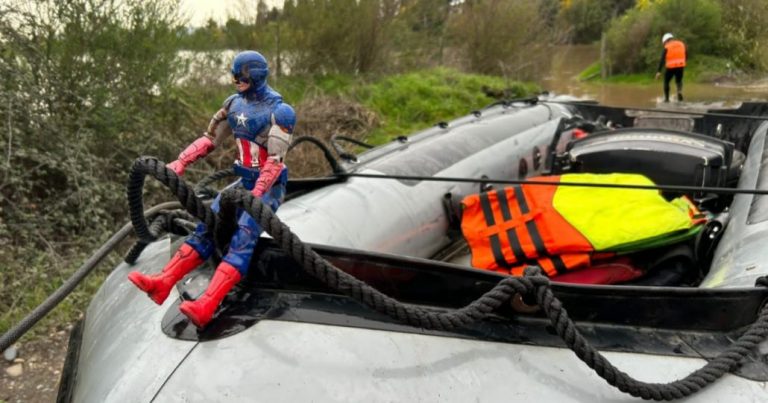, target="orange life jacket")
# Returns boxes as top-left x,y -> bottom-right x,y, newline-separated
460,177 -> 595,277
665,39 -> 686,69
